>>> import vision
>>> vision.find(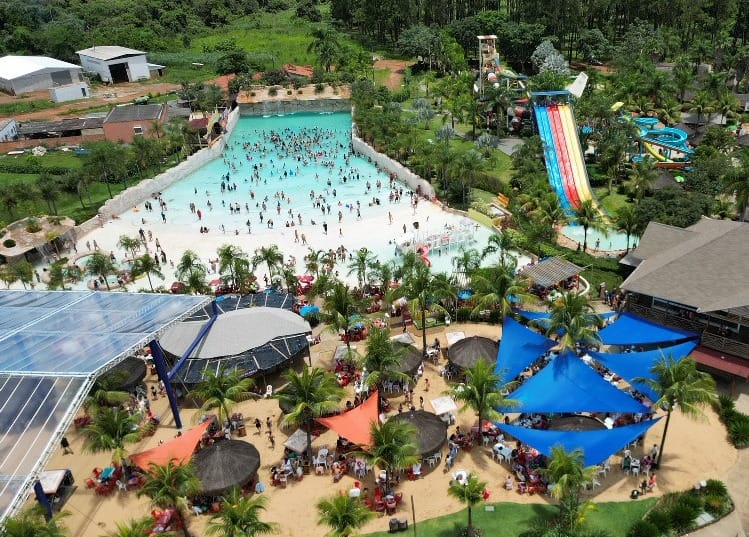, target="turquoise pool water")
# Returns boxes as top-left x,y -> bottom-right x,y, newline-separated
115,112 -> 529,277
